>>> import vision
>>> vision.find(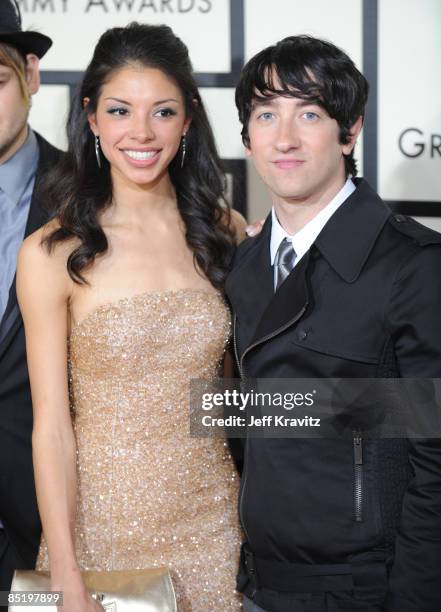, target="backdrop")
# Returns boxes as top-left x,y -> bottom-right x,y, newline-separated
21,0 -> 441,229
